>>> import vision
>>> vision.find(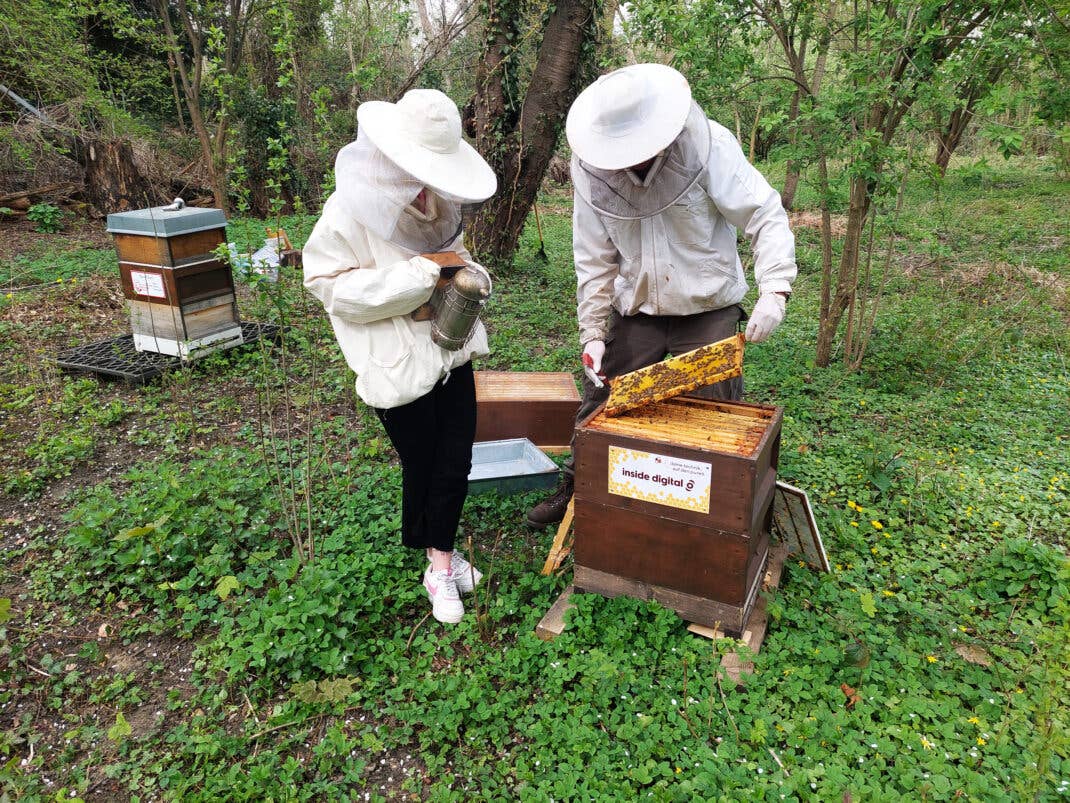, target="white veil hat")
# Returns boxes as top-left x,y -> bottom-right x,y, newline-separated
566,63 -> 692,171
357,89 -> 497,203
